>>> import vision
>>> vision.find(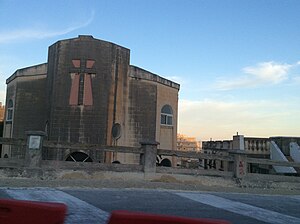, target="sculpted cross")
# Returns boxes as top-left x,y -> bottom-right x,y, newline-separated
69,59 -> 95,106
